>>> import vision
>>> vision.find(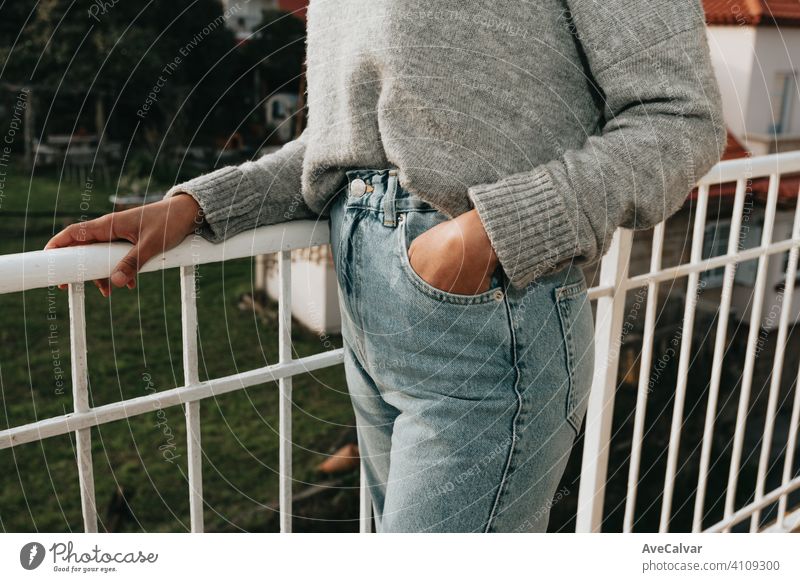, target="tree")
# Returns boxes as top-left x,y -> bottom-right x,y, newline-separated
0,0 -> 240,147
234,7 -> 306,137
